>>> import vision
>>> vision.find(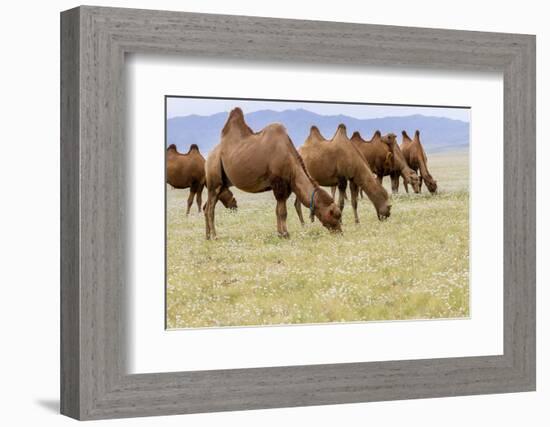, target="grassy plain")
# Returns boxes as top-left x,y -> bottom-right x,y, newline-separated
166,151 -> 469,328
